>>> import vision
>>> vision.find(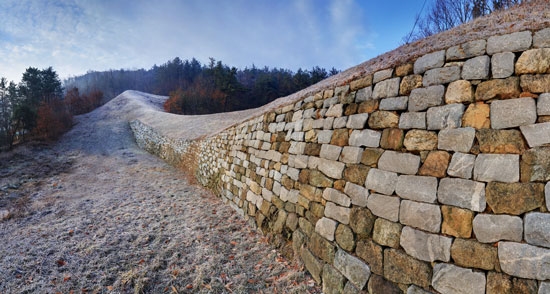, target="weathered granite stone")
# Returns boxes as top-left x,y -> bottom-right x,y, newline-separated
399,200 -> 441,233
538,93 -> 550,115
407,285 -> 432,294
447,152 -> 475,179
432,263 -> 486,294
462,102 -> 491,129
356,239 -> 383,274
310,232 -> 336,263
414,50 -> 445,74
540,281 -> 550,294
475,77 -> 521,101
335,224 -> 355,252
462,55 -> 490,80
441,205 -> 474,238
380,128 -> 404,150
487,31 -> 532,54
400,226 -> 452,262
408,85 -> 445,111
344,182 -> 369,207
492,98 -> 537,129
317,130 -> 334,144
451,238 -> 498,270
524,212 -> 550,248
339,146 -> 363,164
520,74 -> 550,93
342,282 -> 361,294
447,39 -> 486,60
367,194 -> 400,222
330,128 -> 349,146
403,129 -> 438,151
325,202 -> 351,224
358,99 -> 380,113
438,178 -> 486,212
438,127 -> 475,153
384,249 -> 432,288
499,241 -> 550,280
446,80 -> 474,103
521,147 -> 550,182
423,66 -> 461,86
418,150 -> 451,178
427,103 -> 465,130
395,175 -> 438,203
400,74 -> 423,95
334,249 -> 371,289
351,76 -> 373,92
333,116 -> 347,129
534,27 -> 550,48
373,218 -> 402,248
349,129 -> 381,147
368,111 -> 399,129
380,96 -> 408,111
473,214 -> 523,243
486,182 -> 545,215
396,63 -> 413,76
399,112 -> 427,129
377,150 -> 420,175
318,158 -> 346,179
492,52 -> 515,78
521,122 -> 550,148
486,272 -> 539,294
349,207 -> 376,238
343,164 -> 370,186
320,144 -> 342,161
301,247 -> 323,283
323,188 -> 351,207
474,154 -> 519,183
286,212 -> 298,231
322,264 -> 345,294
477,129 -> 527,154
373,68 -> 393,83
308,170 -> 333,188
365,168 -> 398,195
373,77 -> 400,99
367,274 -> 401,294
516,48 -> 550,74
346,113 -> 369,129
